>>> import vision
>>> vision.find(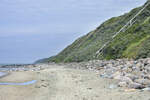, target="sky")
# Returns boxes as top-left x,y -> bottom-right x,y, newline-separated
0,0 -> 147,64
